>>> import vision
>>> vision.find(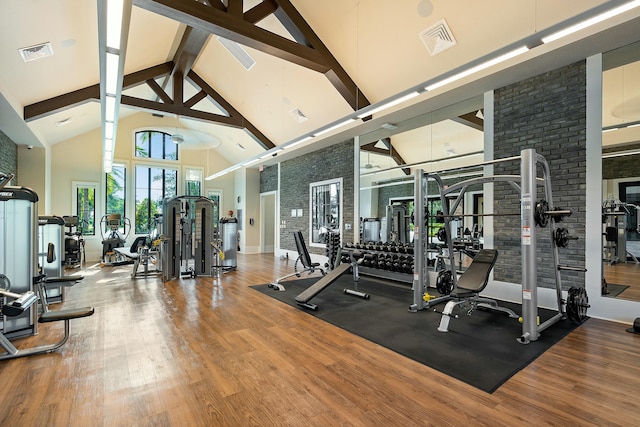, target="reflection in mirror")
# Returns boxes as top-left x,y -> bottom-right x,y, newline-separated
602,40 -> 640,301
358,96 -> 484,249
310,178 -> 341,247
